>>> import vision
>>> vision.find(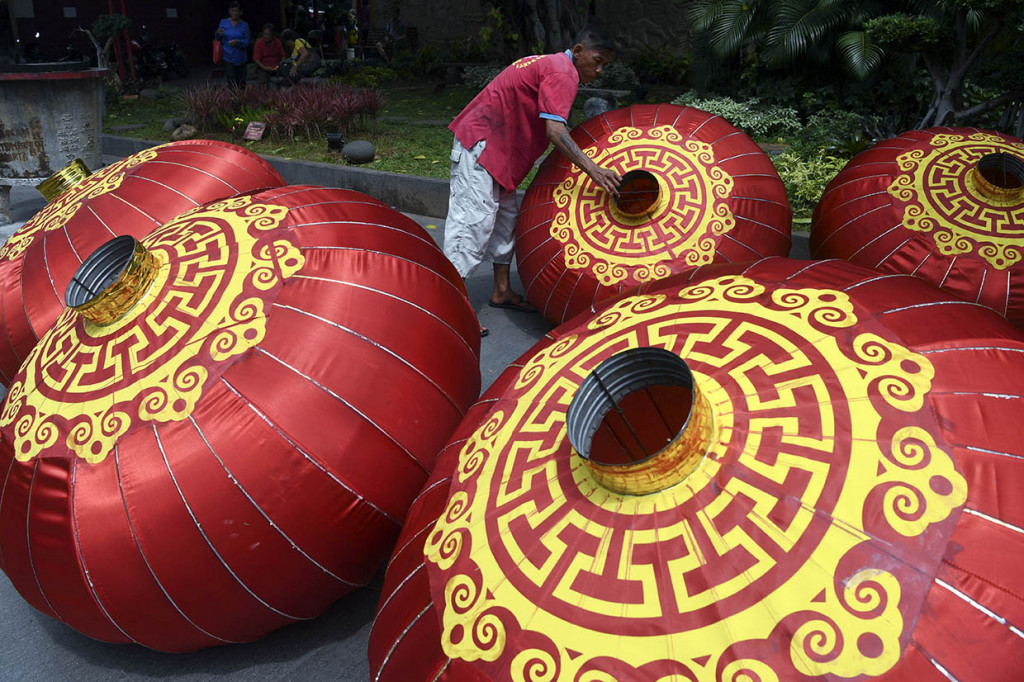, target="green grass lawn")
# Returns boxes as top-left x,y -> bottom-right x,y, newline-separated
104,81 -> 475,179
